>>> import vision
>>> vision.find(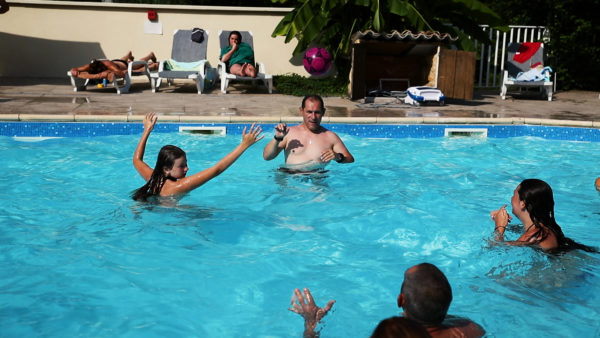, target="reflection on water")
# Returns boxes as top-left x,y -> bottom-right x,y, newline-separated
485,224 -> 599,290
279,160 -> 329,173
130,199 -> 216,220
486,250 -> 596,290
273,167 -> 330,190
3,133 -> 600,337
